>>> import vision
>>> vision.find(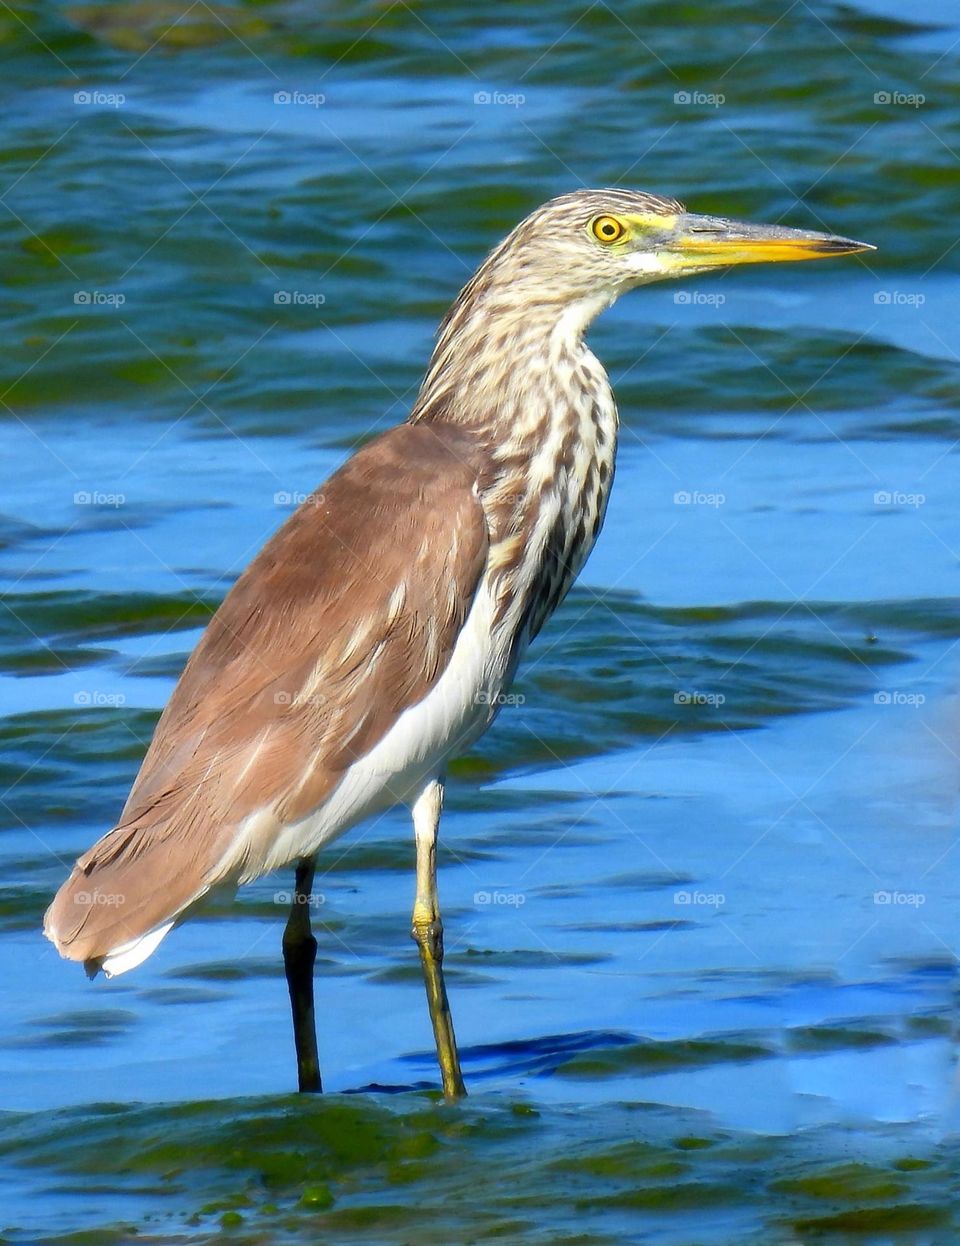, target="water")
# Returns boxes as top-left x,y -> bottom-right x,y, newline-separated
2,1 -> 960,1240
